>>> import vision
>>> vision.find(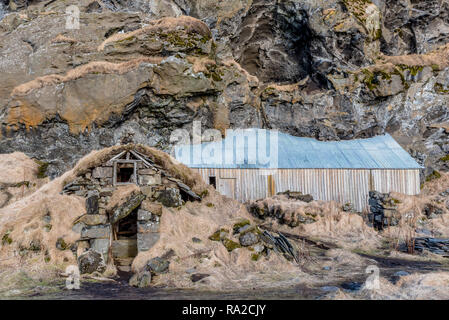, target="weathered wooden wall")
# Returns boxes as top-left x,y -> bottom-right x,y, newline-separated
194,168 -> 420,211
